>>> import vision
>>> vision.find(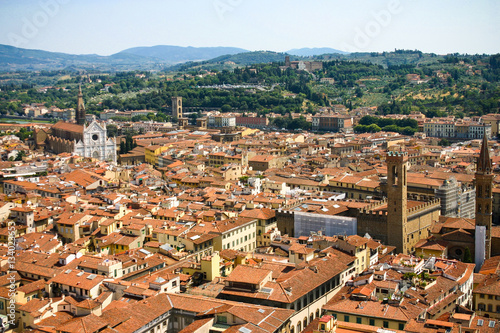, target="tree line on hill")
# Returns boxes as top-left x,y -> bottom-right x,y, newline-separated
354,115 -> 418,135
